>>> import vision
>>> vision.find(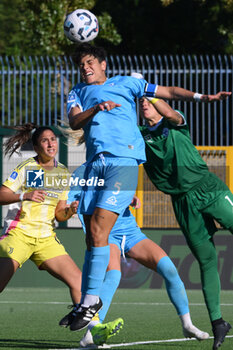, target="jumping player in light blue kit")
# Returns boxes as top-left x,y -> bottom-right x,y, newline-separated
67,43 -> 231,332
